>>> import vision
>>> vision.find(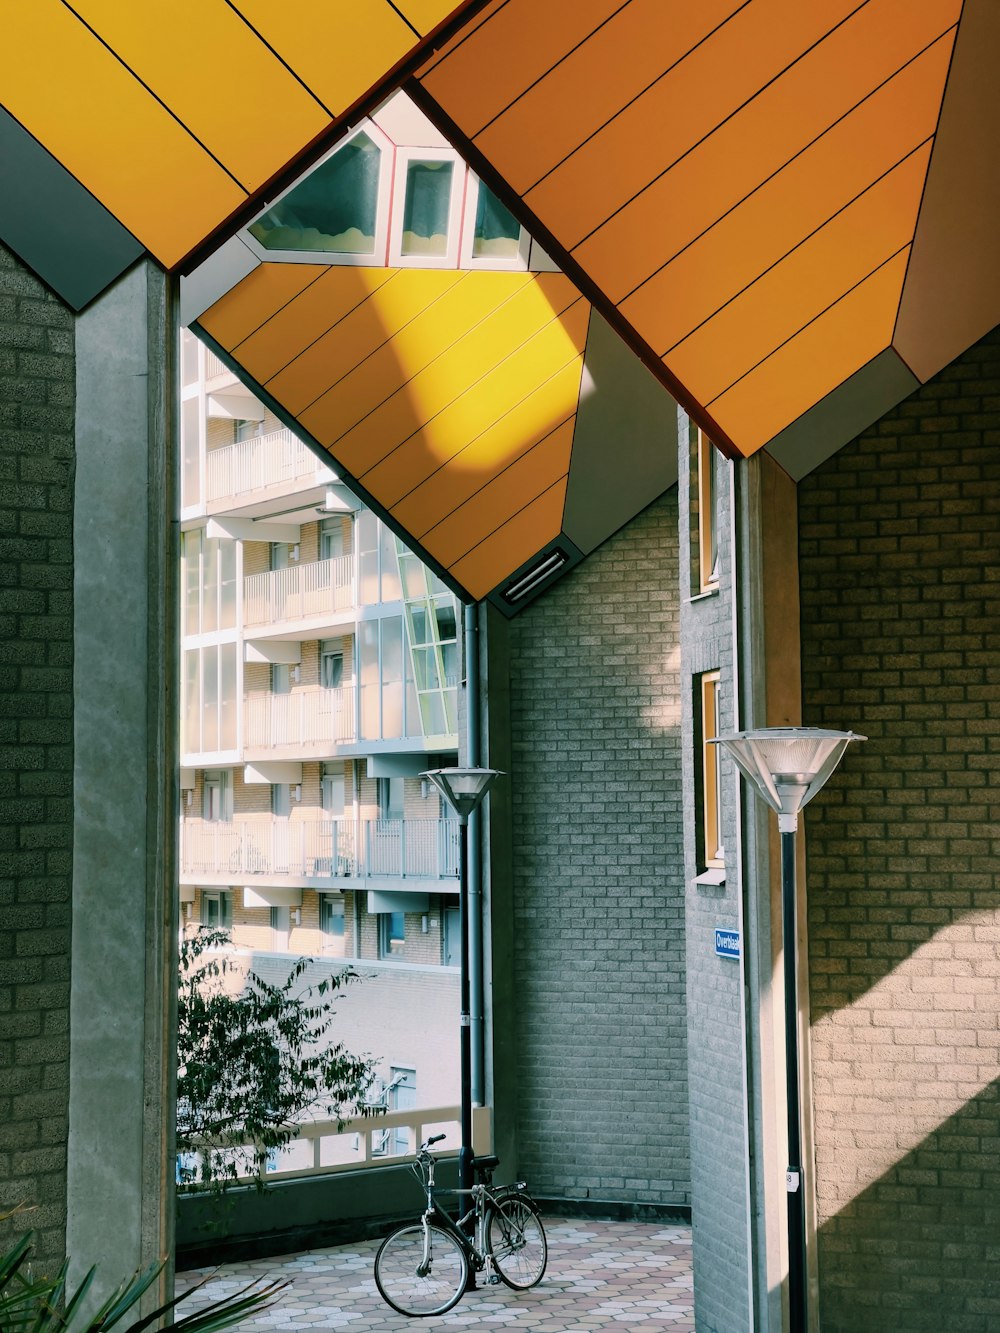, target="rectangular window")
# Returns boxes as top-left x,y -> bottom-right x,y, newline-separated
378,910 -> 406,959
321,764 -> 345,816
272,783 -> 291,818
697,672 -> 724,870
202,770 -> 231,822
270,905 -> 290,951
321,643 -> 344,689
390,1067 -> 416,1154
696,429 -> 720,594
320,894 -> 345,939
201,890 -> 232,930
